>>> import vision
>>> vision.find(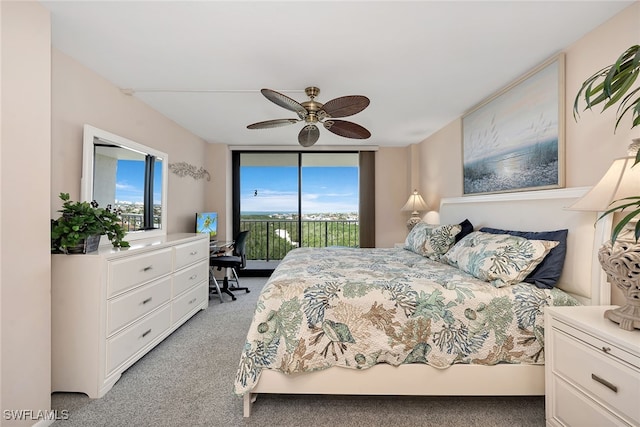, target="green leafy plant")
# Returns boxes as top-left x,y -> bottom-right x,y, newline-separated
574,44 -> 639,139
574,45 -> 640,241
51,192 -> 130,253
